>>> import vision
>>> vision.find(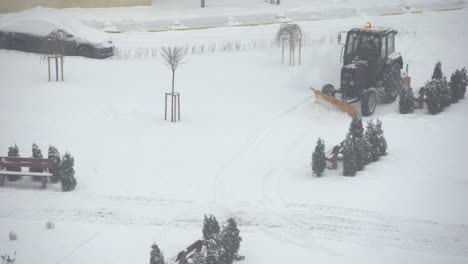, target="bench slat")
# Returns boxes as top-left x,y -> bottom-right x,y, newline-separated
0,157 -> 54,165
0,162 -> 54,169
0,170 -> 52,177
